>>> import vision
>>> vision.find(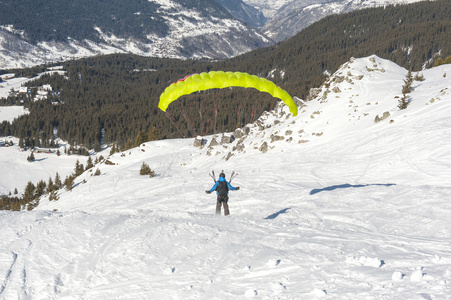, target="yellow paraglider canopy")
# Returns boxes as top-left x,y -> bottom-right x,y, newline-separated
158,71 -> 298,116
